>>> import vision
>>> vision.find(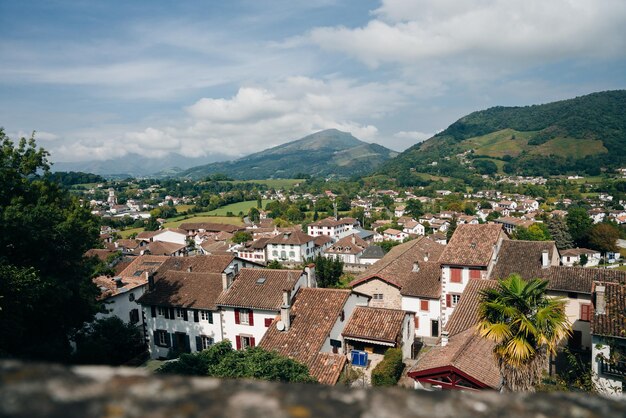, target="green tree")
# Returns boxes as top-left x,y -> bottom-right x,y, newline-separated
0,130 -> 100,360
232,231 -> 253,244
588,223 -> 619,254
512,224 -> 551,241
144,216 -> 160,231
405,199 -> 424,218
313,255 -> 344,288
579,253 -> 588,267
566,208 -> 593,247
248,207 -> 260,223
477,275 -> 571,392
73,317 -> 145,365
547,216 -> 574,250
158,340 -> 316,383
266,260 -> 283,269
446,216 -> 458,241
